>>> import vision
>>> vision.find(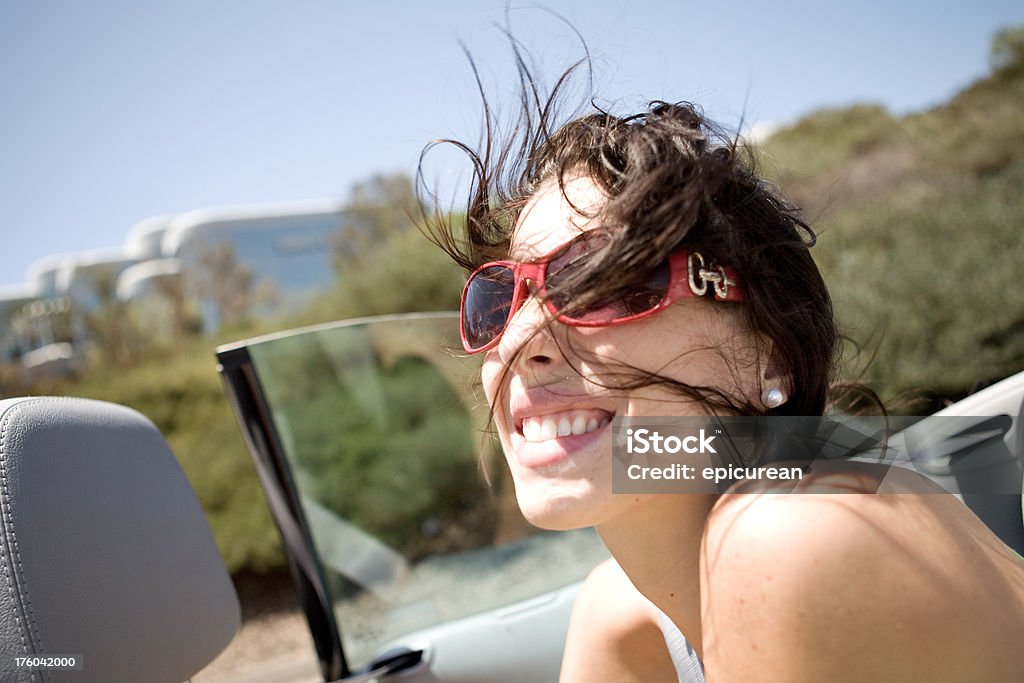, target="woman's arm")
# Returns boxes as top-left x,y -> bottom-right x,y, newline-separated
560,558 -> 679,683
